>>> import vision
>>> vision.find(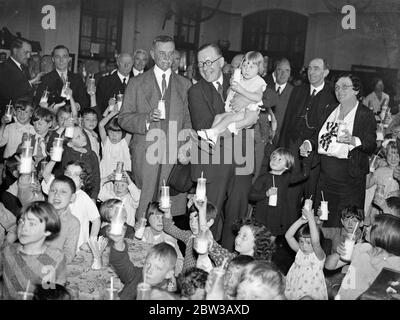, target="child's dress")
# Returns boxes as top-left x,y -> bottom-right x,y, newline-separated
100,137 -> 131,178
249,170 -> 307,236
285,250 -> 328,300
